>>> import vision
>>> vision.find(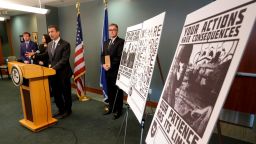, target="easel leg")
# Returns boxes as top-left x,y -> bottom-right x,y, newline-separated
140,119 -> 145,144
217,119 -> 223,144
112,88 -> 119,113
116,104 -> 129,144
0,70 -> 3,80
